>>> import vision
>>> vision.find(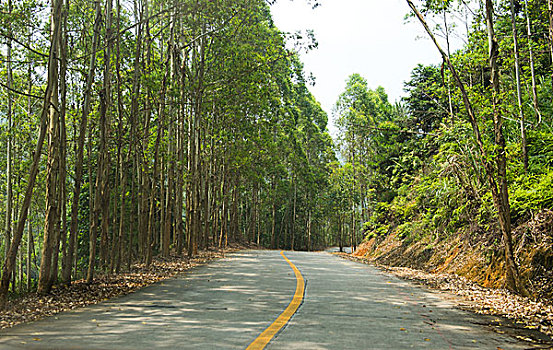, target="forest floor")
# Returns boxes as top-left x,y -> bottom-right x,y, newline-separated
336,252 -> 553,344
0,243 -> 254,329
